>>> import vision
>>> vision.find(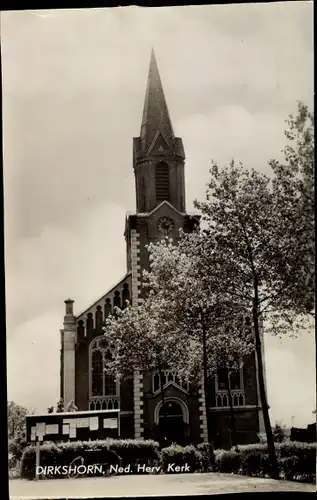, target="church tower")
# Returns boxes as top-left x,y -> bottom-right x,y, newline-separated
124,50 -> 202,441
125,50 -> 199,289
133,49 -> 186,214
